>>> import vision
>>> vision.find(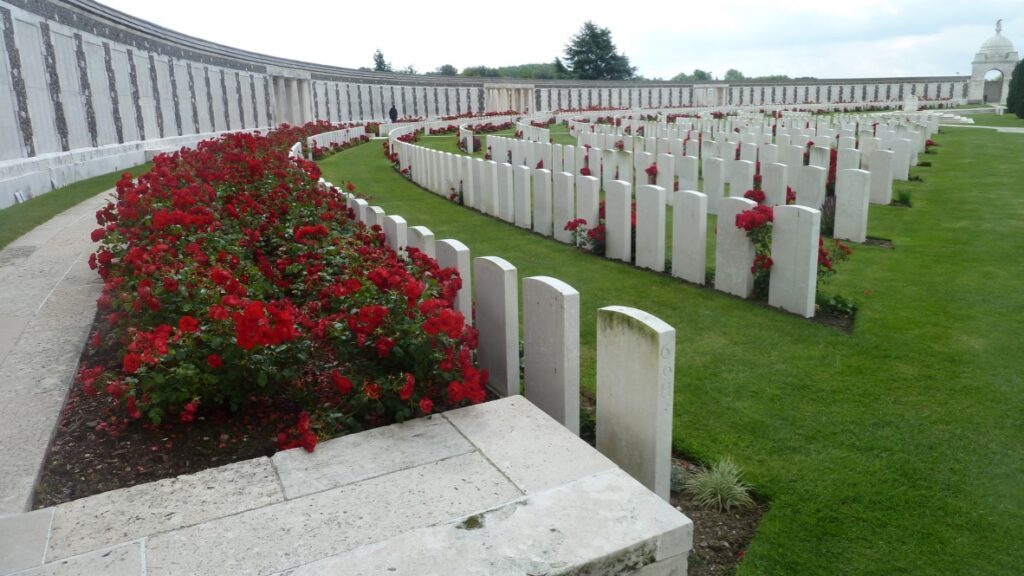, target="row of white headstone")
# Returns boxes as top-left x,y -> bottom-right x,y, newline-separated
395,140 -> 823,319
308,172 -> 678,501
516,122 -> 551,143
304,126 -> 367,157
